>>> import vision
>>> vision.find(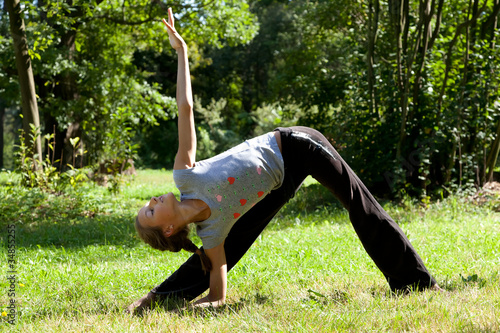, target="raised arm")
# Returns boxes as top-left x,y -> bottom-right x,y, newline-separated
163,9 -> 196,170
